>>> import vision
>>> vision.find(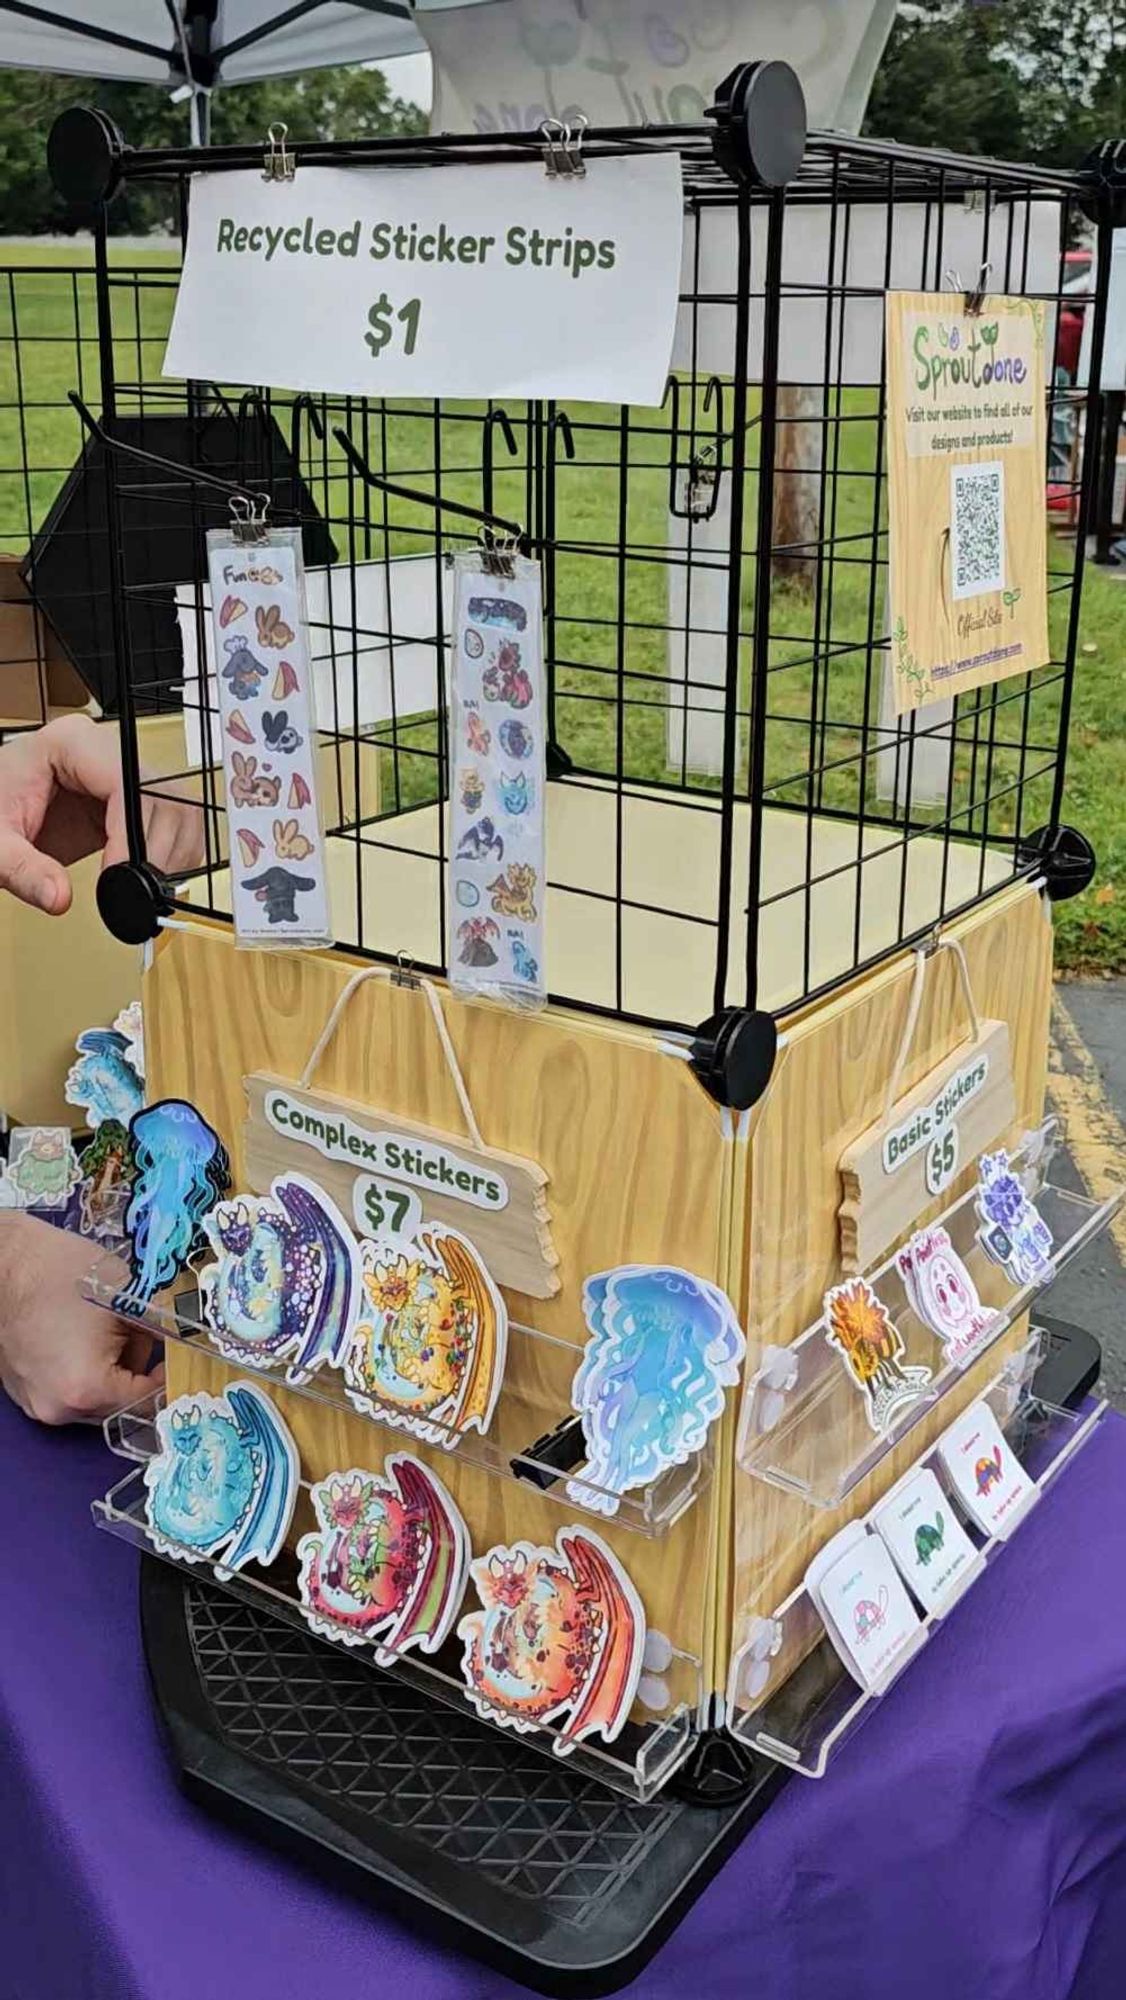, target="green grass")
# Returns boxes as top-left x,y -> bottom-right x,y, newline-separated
1,242 -> 1123,974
